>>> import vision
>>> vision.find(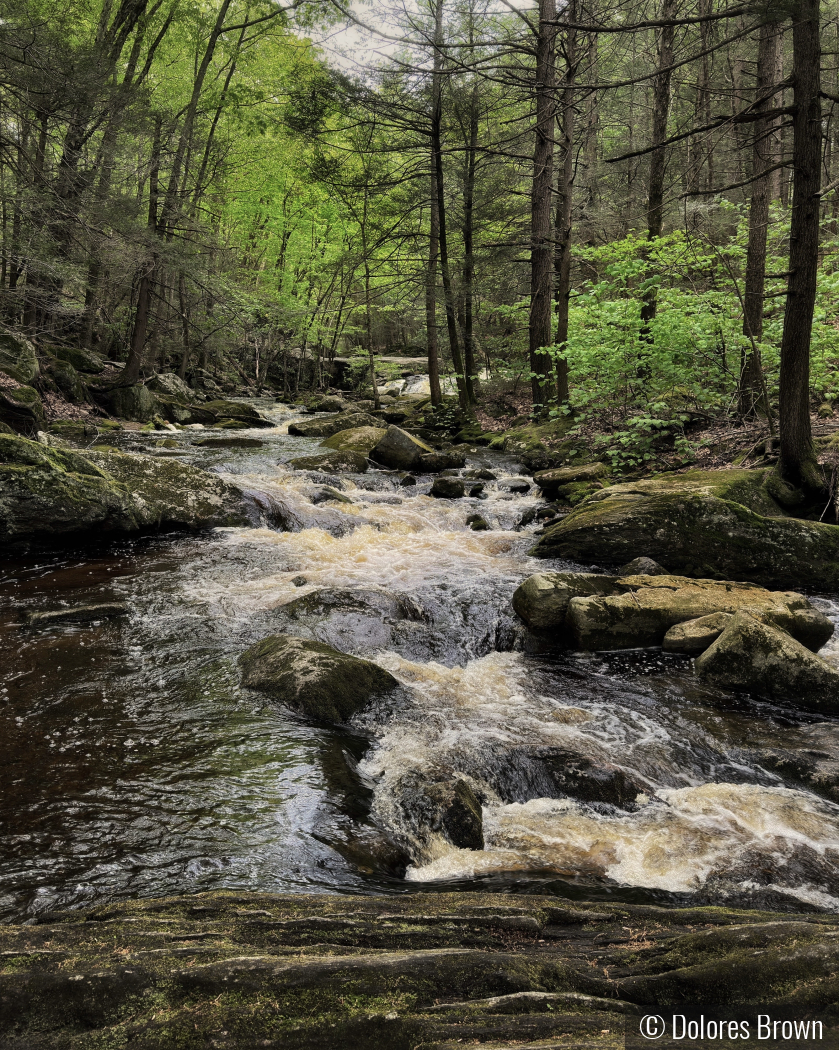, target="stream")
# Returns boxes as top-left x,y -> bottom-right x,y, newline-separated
3,399 -> 839,922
